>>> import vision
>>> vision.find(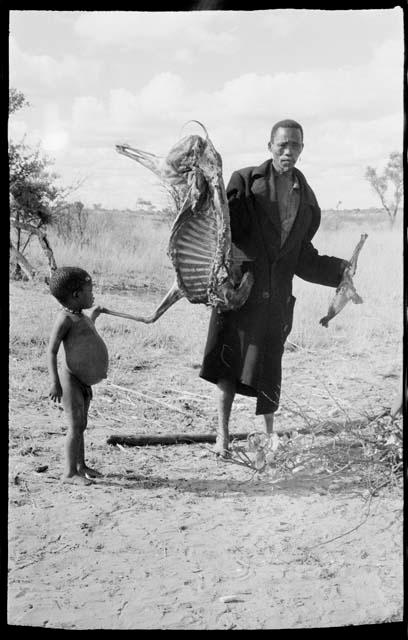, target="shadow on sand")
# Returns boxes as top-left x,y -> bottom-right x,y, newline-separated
92,469 -> 367,498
